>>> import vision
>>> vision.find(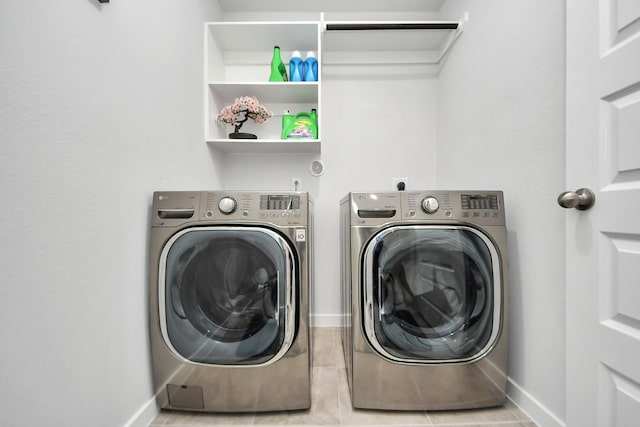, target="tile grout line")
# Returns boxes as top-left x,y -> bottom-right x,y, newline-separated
331,327 -> 346,426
